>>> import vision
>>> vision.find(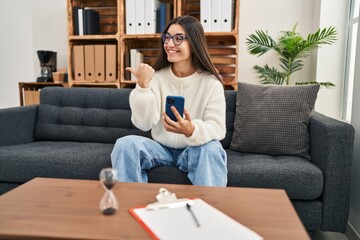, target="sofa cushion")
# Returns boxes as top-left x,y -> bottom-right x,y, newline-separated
230,82 -> 319,159
0,141 -> 113,183
35,87 -> 149,143
226,149 -> 323,200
